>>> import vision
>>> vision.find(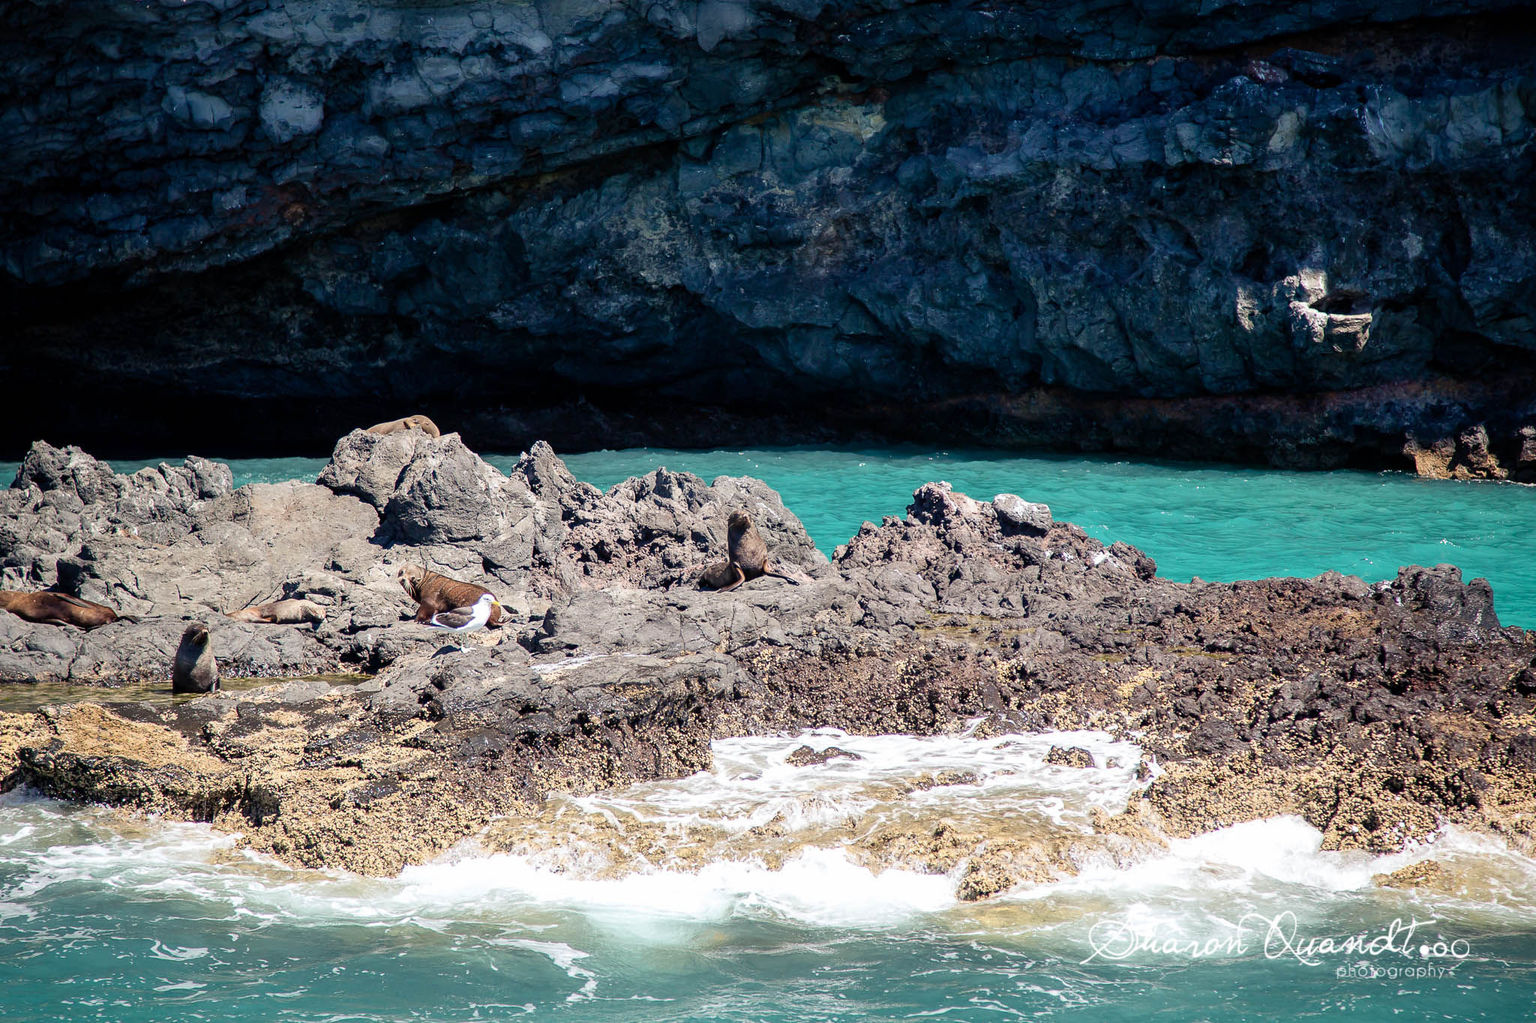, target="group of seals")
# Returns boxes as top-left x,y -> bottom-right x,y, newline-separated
0,590 -> 127,630
4,413 -> 795,690
696,511 -> 808,592
1,587 -> 218,695
391,510 -> 800,634
393,507 -> 799,607
397,564 -> 505,627
1,411 -> 521,688
164,409 -> 440,684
